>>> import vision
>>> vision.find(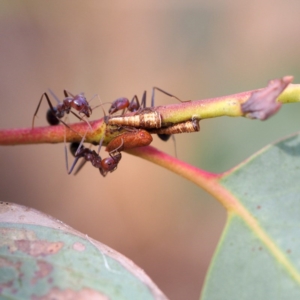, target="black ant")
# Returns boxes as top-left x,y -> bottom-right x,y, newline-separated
32,89 -> 93,130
